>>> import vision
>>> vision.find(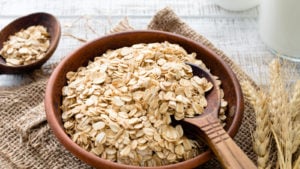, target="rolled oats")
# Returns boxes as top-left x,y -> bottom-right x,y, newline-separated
0,25 -> 50,66
61,42 -> 228,166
